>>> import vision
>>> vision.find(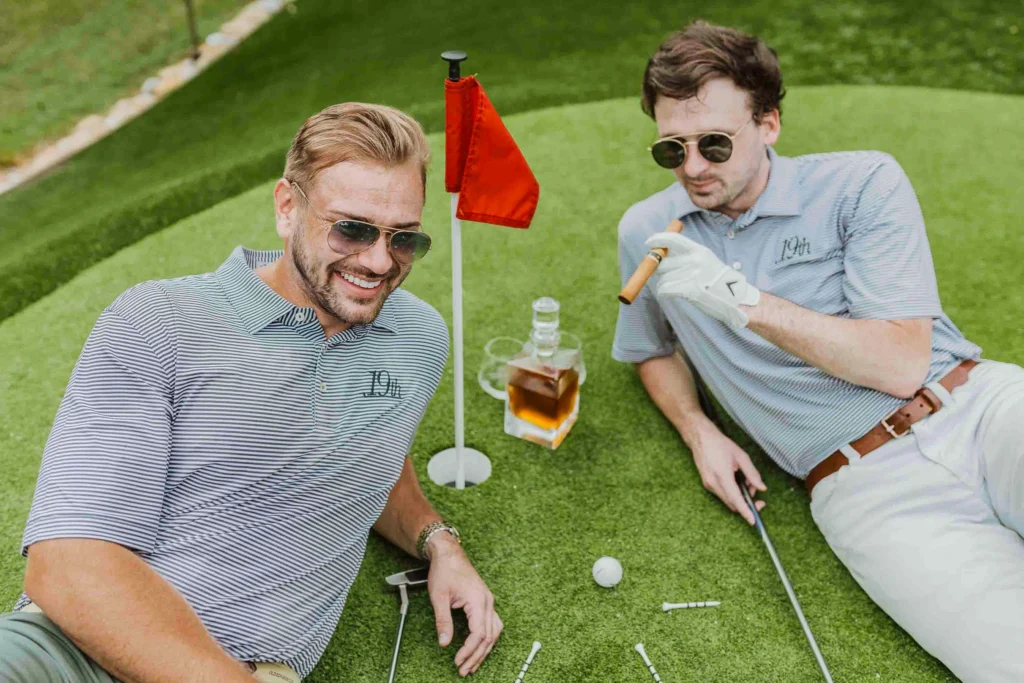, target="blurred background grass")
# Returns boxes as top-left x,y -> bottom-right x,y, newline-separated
0,0 -> 1021,321
0,0 -> 250,167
